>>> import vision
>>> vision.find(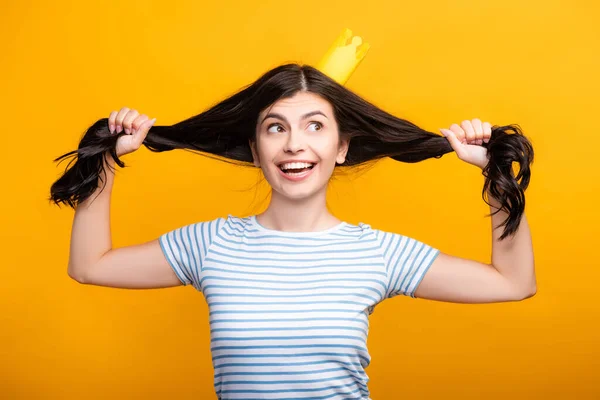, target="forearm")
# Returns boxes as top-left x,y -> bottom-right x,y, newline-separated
67,153 -> 116,280
488,192 -> 537,295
